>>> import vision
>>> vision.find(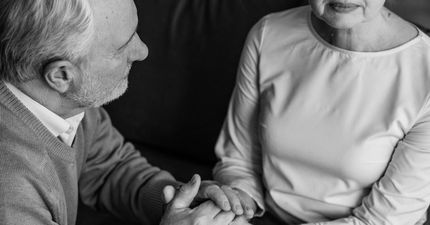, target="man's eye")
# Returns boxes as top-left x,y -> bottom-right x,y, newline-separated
118,32 -> 137,53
